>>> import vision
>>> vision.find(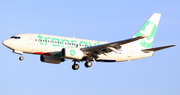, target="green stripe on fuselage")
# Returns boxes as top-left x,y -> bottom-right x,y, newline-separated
53,52 -> 61,57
